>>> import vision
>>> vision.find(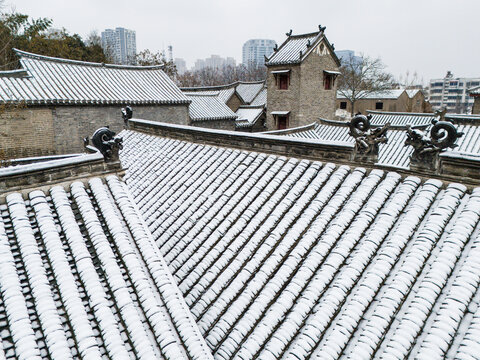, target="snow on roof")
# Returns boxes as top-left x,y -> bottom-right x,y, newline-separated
235,82 -> 264,103
185,93 -> 237,121
366,110 -> 436,126
0,175 -> 212,359
406,89 -> 421,98
182,81 -> 264,105
250,86 -> 267,106
271,118 -> 480,169
266,31 -> 321,66
235,106 -> 264,128
0,49 -> 190,105
120,128 -> 480,360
